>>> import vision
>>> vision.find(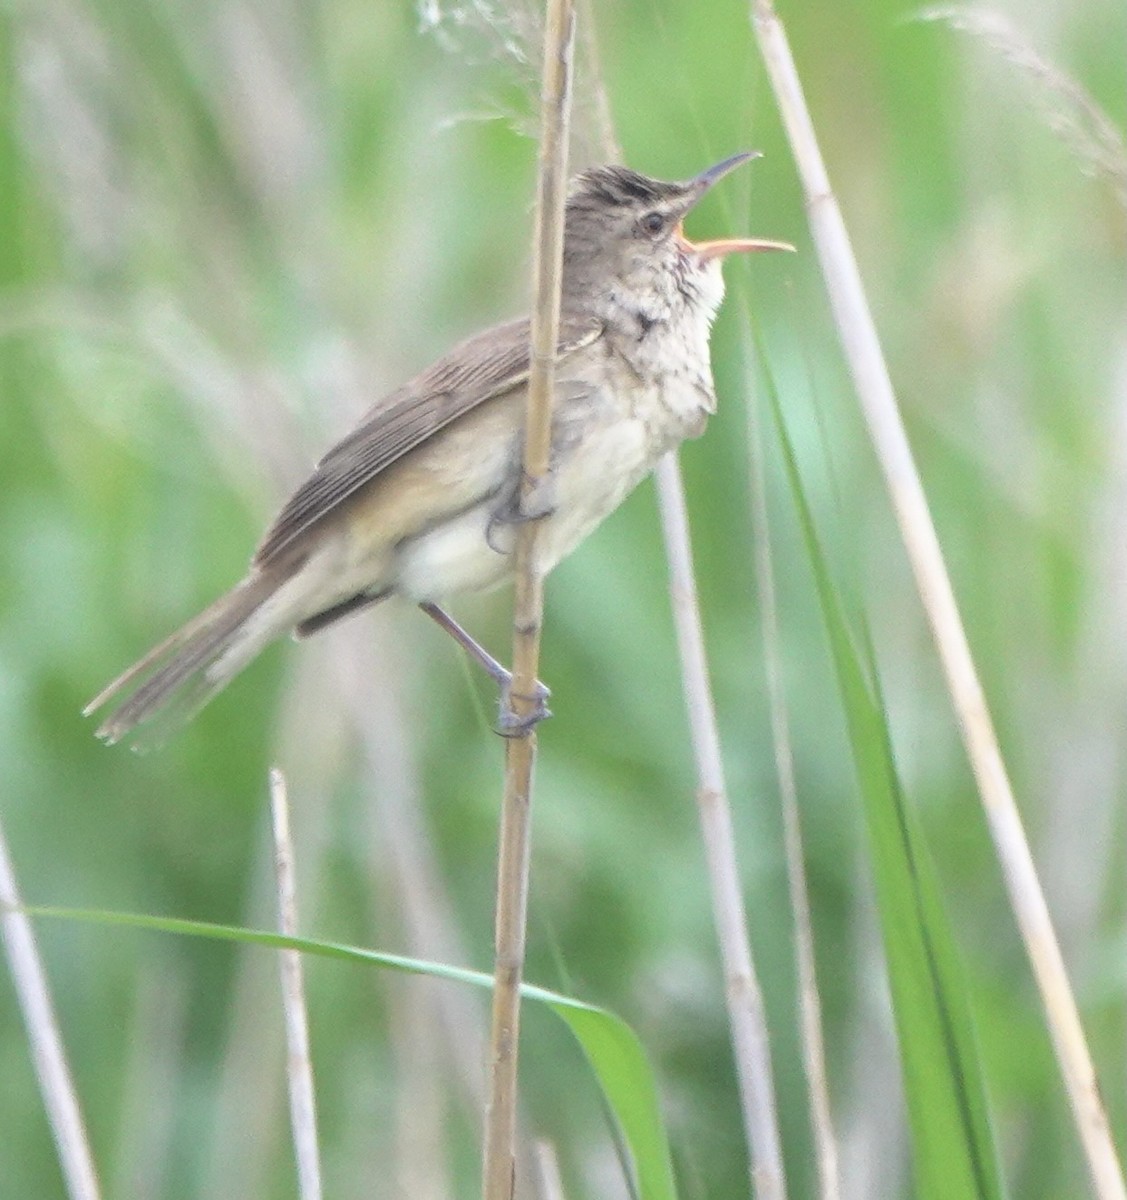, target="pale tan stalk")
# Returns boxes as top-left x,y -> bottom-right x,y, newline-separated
655,454 -> 787,1200
268,768 -> 324,1200
580,8 -> 789,1193
750,3 -> 1126,1196
0,814 -> 102,1200
482,1 -> 576,1197
534,1140 -> 567,1200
